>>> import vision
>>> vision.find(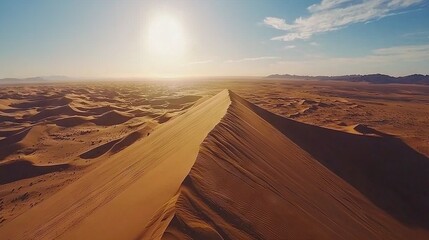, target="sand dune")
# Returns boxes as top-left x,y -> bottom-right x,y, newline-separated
110,126 -> 153,153
127,108 -> 154,117
53,116 -> 93,127
164,90 -> 429,239
0,127 -> 23,138
0,100 -> 12,110
1,87 -> 428,239
0,125 -> 45,161
155,112 -> 173,123
0,83 -> 207,227
344,123 -> 393,137
79,138 -> 121,159
11,96 -> 73,109
75,105 -> 129,115
91,110 -> 134,126
80,125 -> 154,159
0,113 -> 17,122
27,104 -> 87,121
238,95 -> 429,229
